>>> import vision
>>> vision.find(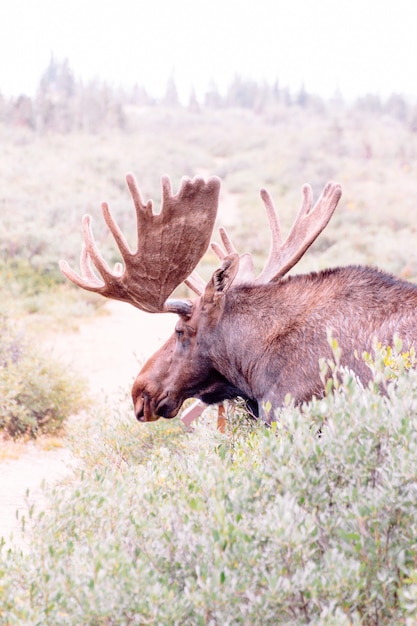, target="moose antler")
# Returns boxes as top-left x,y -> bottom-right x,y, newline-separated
209,181 -> 342,286
59,174 -> 220,313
